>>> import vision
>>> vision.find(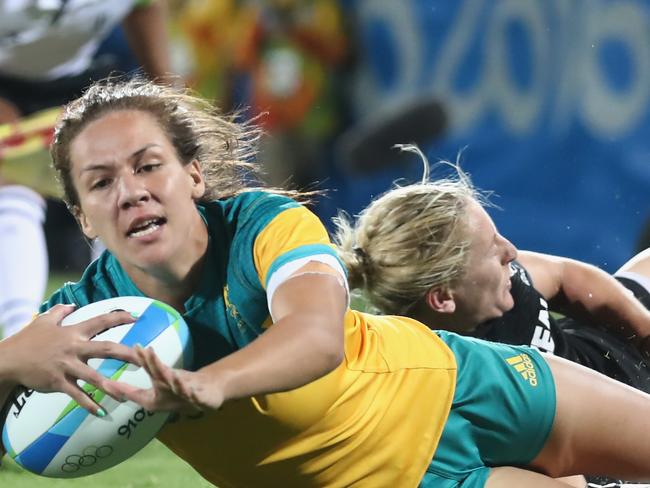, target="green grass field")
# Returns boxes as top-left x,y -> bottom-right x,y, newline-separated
1,273 -> 214,487
1,441 -> 212,487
